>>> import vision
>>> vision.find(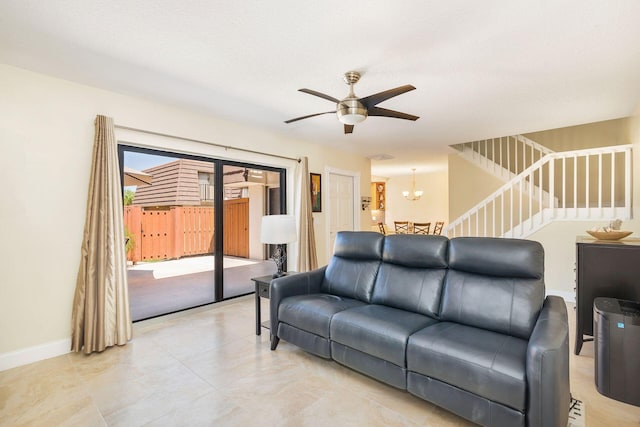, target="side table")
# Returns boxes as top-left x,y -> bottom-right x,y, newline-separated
251,275 -> 274,335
